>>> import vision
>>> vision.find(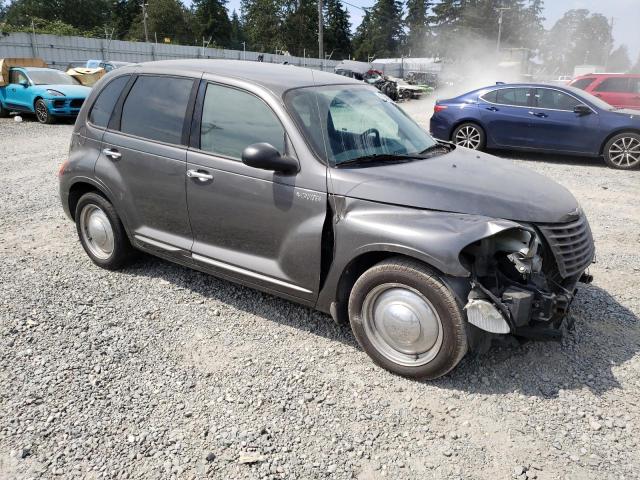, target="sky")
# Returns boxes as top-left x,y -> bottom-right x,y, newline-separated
215,0 -> 640,60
